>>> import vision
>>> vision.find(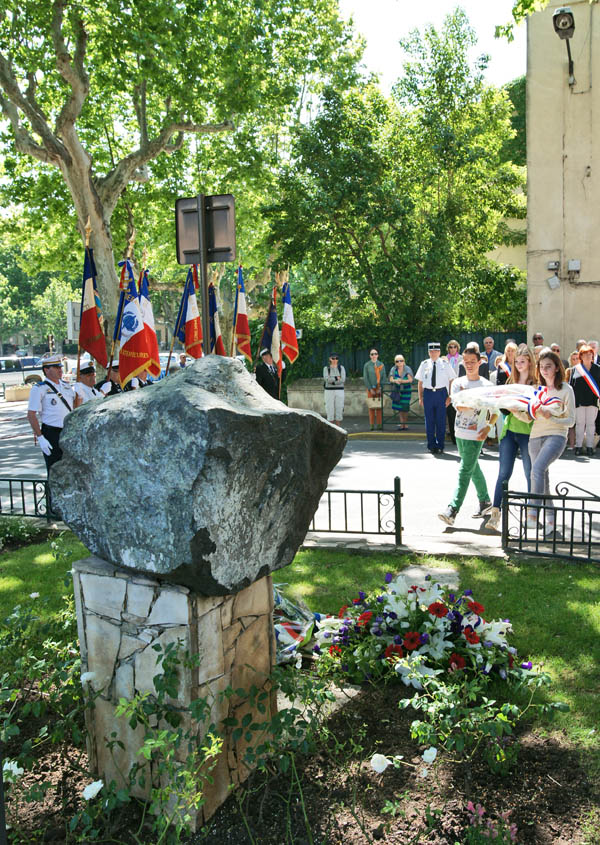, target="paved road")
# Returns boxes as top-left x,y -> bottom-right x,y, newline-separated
1,400 -> 598,557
